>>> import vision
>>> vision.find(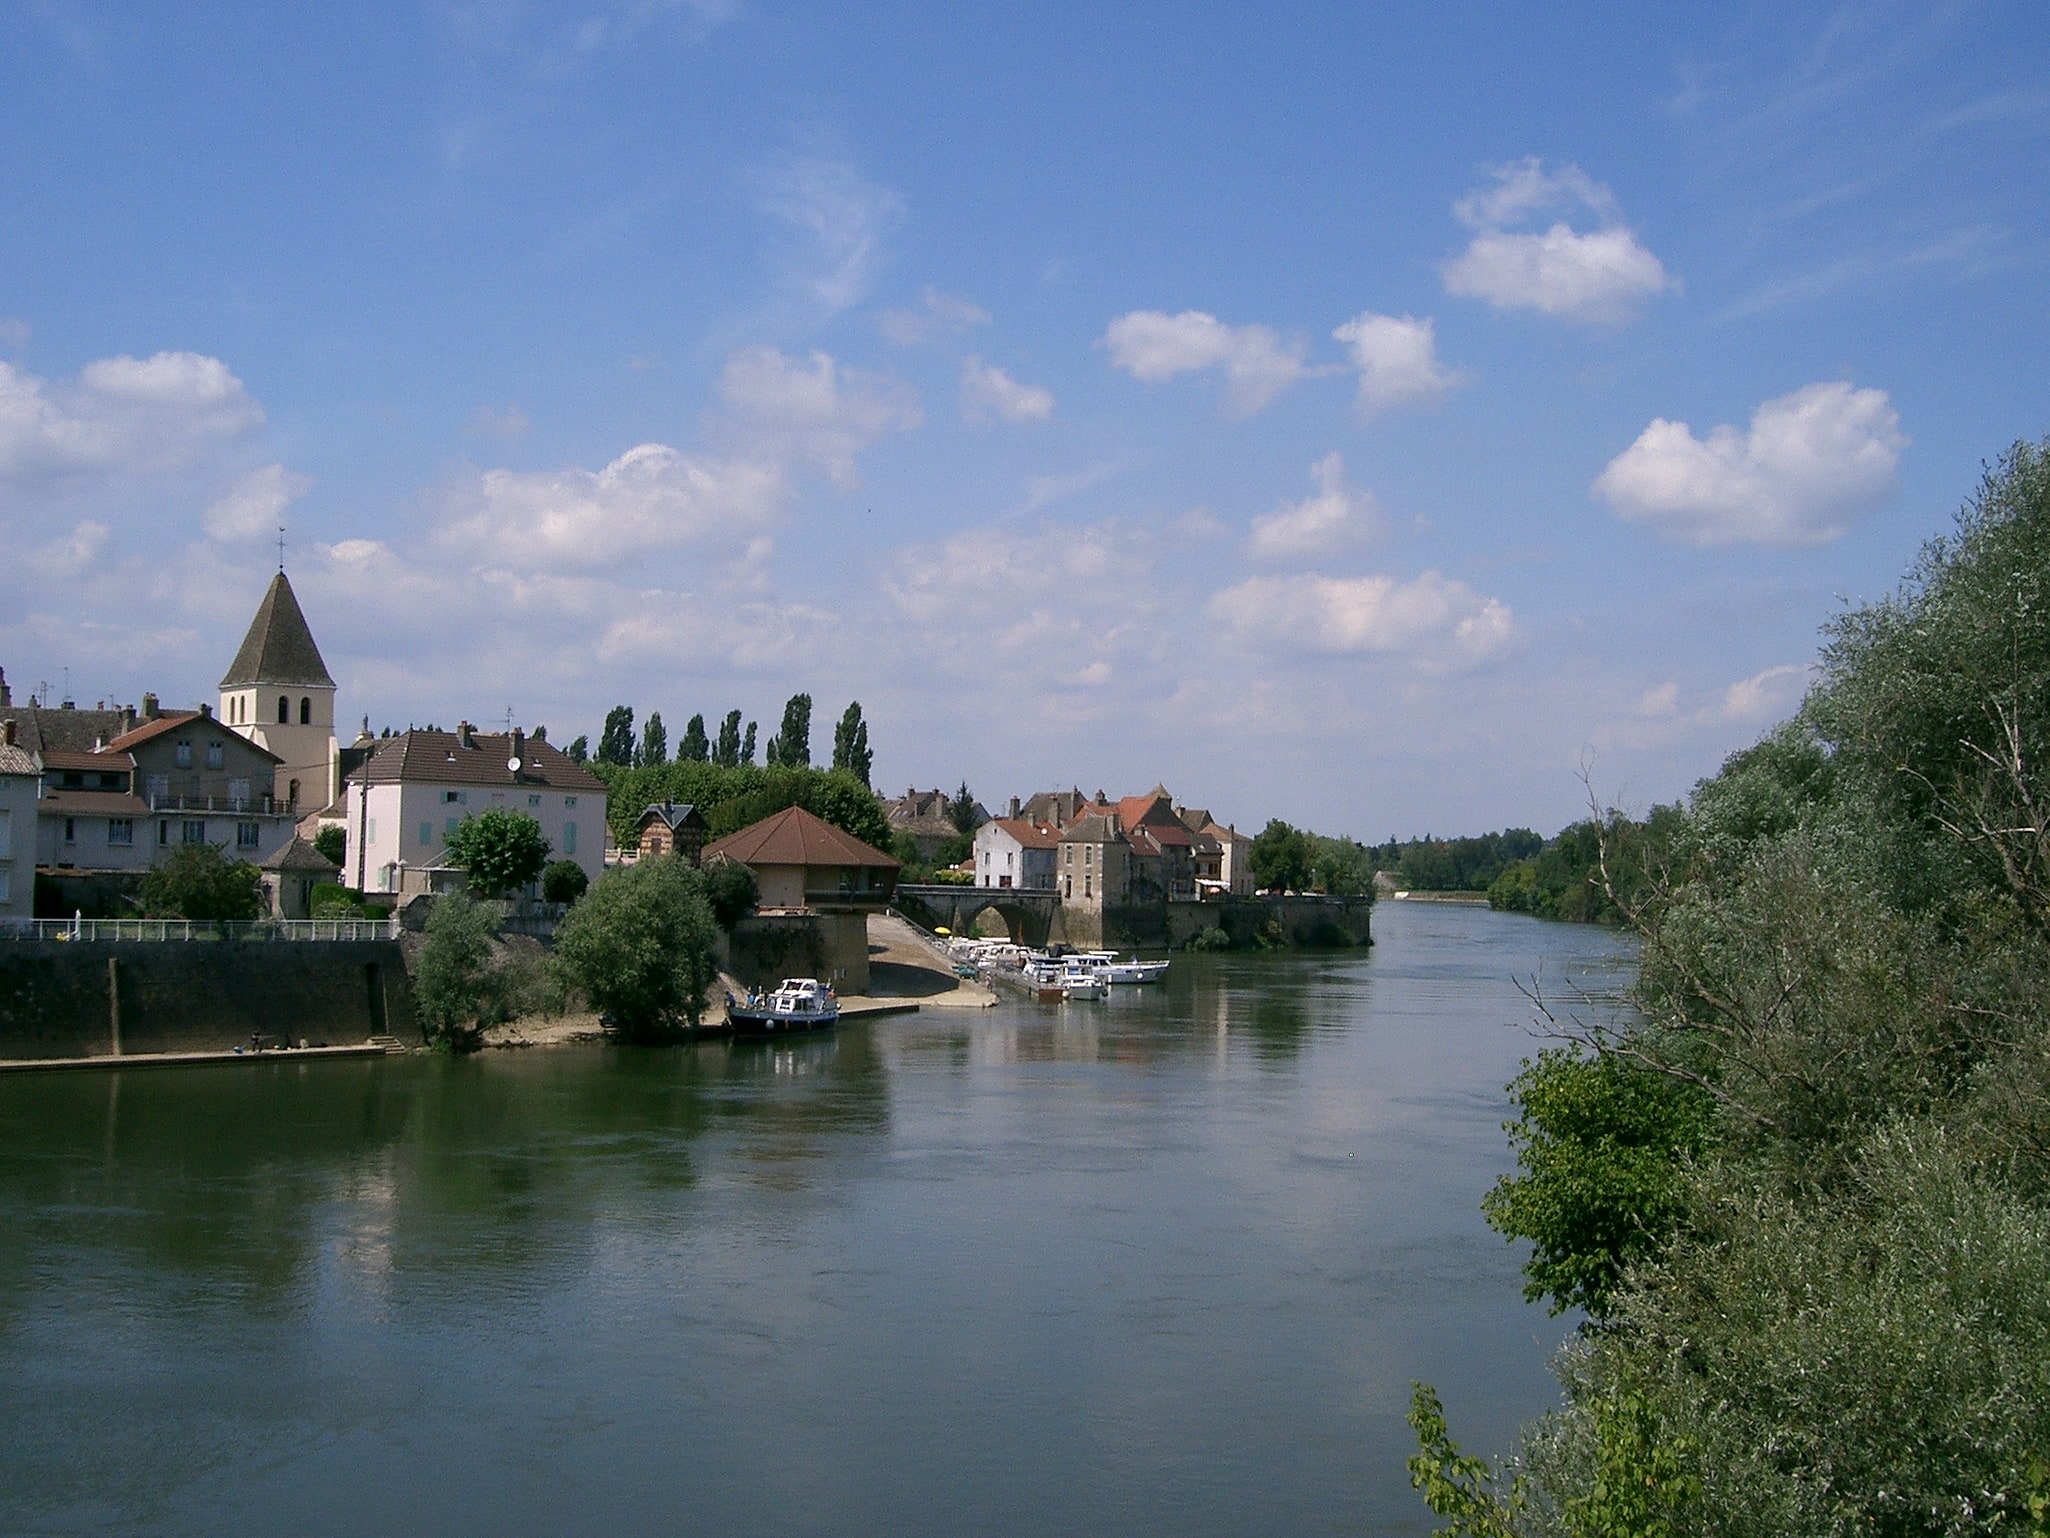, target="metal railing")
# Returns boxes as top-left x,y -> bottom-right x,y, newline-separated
0,916 -> 399,943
